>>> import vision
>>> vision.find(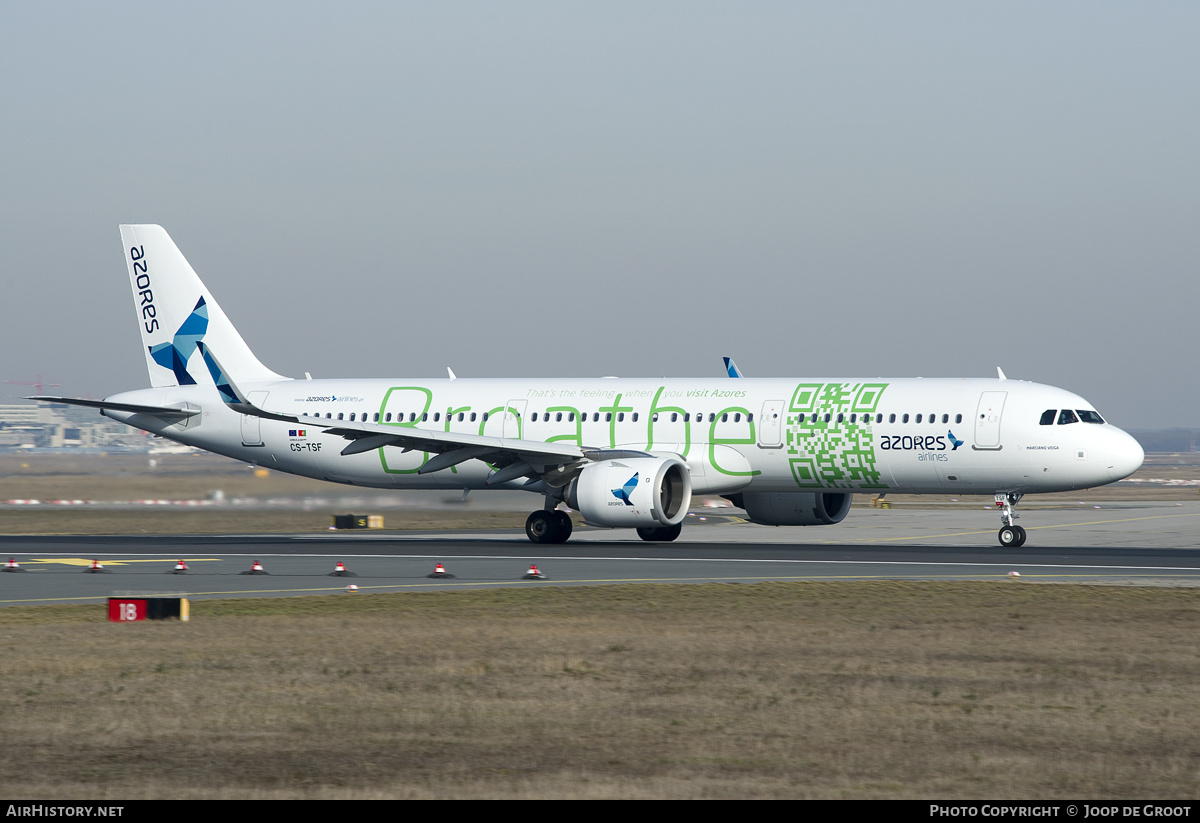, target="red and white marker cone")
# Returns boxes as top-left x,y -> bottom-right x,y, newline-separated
329,561 -> 356,577
427,563 -> 456,579
2,557 -> 25,573
523,564 -> 547,580
240,560 -> 269,575
168,559 -> 190,574
84,558 -> 109,574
